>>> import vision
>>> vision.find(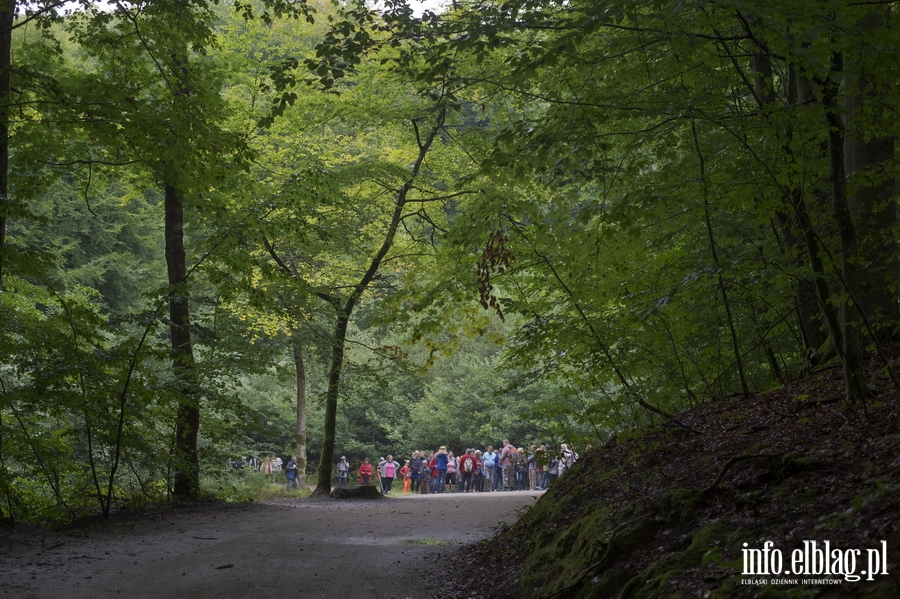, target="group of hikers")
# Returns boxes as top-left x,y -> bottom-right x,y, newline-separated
228,440 -> 582,495
229,453 -> 283,474
335,439 -> 580,495
229,454 -> 307,492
